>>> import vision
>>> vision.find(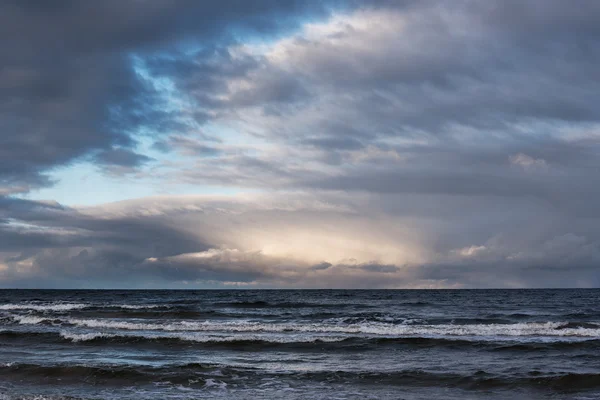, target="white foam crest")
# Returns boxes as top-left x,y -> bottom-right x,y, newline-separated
58,330 -> 349,344
59,331 -> 117,342
11,315 -> 49,325
0,303 -> 88,312
204,378 -> 228,389
111,304 -> 164,309
170,333 -> 347,344
53,318 -> 600,338
357,321 -> 600,337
